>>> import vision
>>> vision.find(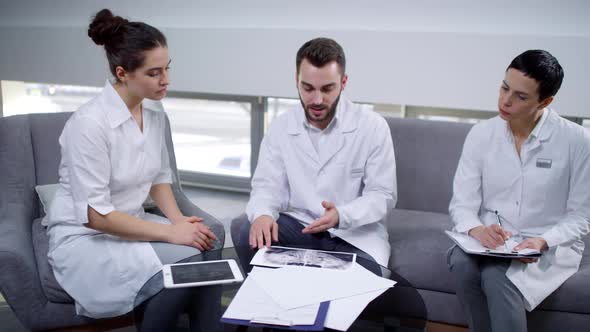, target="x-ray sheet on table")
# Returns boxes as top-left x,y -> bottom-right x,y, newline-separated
250,246 -> 356,270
